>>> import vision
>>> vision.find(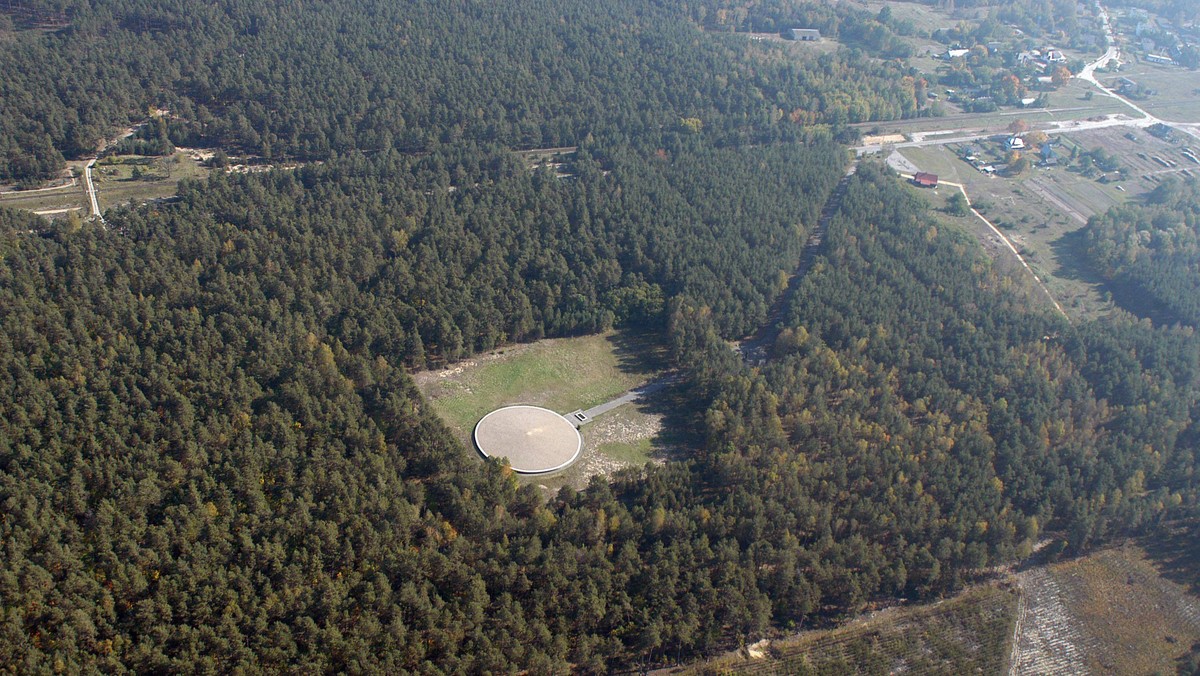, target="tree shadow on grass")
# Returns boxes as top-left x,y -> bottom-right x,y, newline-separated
603,328 -> 705,464
605,327 -> 670,377
1049,228 -> 1106,285
630,378 -> 706,464
1141,517 -> 1200,598
1050,228 -> 1181,326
